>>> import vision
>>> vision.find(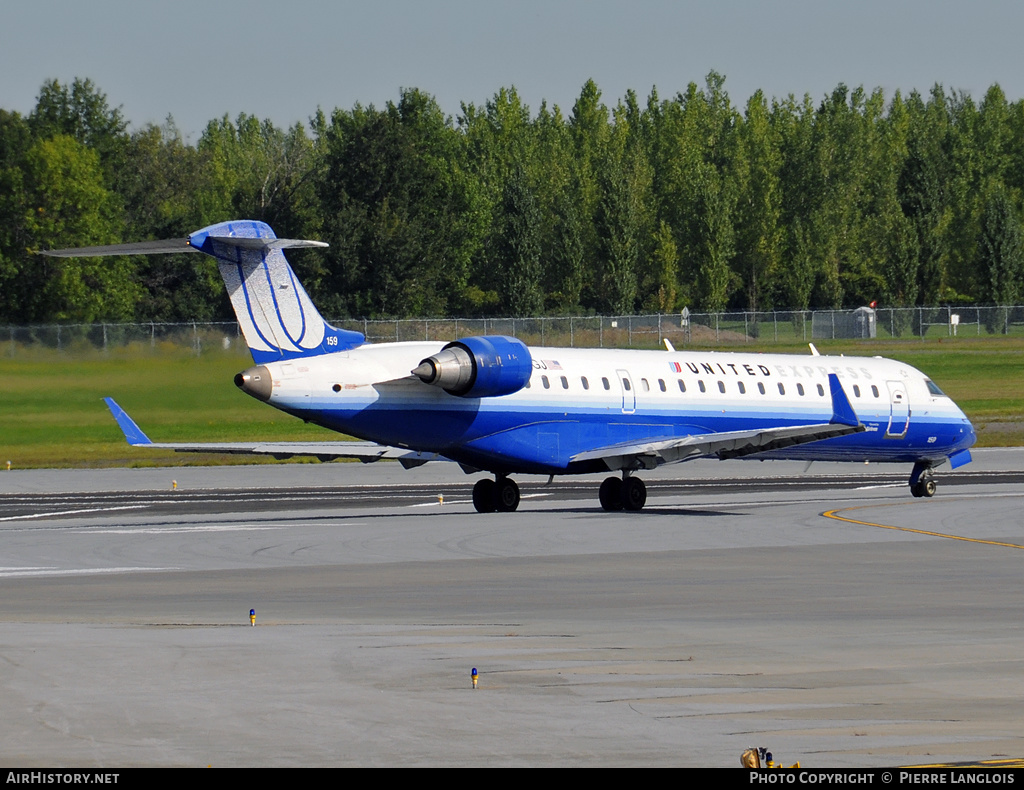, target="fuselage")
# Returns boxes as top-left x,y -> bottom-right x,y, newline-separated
247,343 -> 975,476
